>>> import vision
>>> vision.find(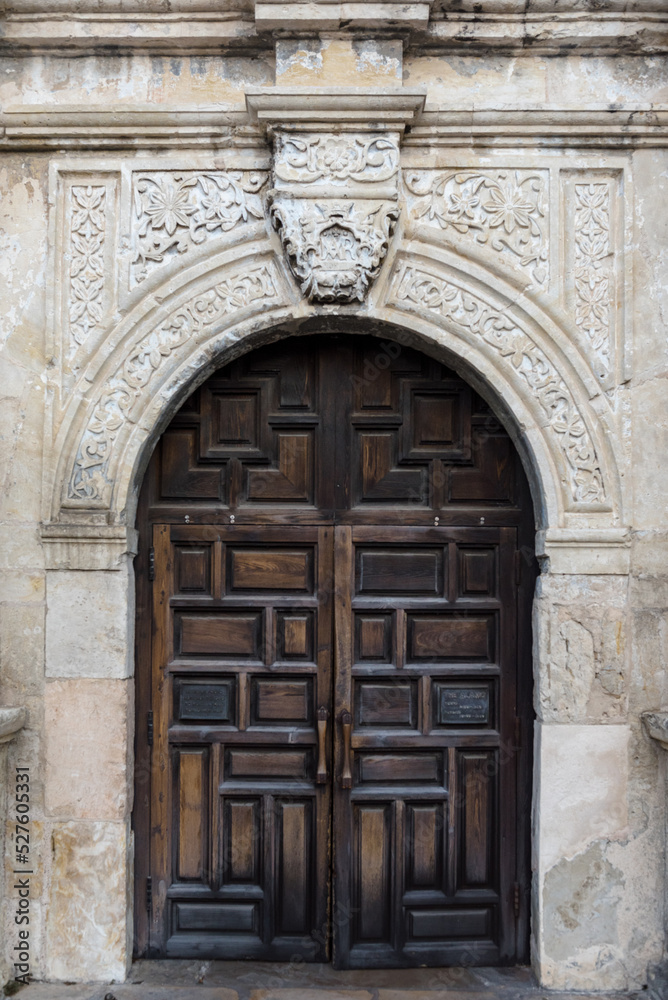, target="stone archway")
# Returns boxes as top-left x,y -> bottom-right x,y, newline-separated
39,231 -> 630,986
